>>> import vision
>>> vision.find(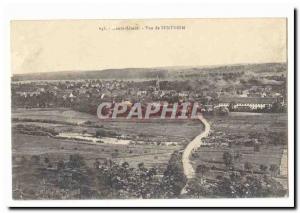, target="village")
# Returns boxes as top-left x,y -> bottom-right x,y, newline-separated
11,64 -> 288,199
11,72 -> 287,115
